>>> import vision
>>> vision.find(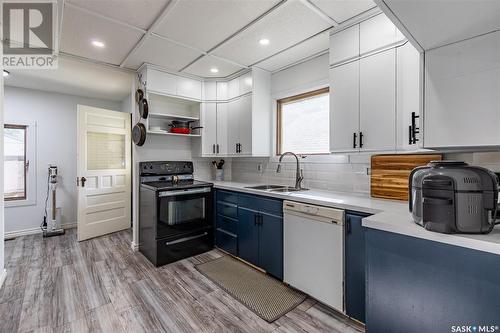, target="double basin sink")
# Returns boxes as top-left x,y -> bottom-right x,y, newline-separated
244,184 -> 308,193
